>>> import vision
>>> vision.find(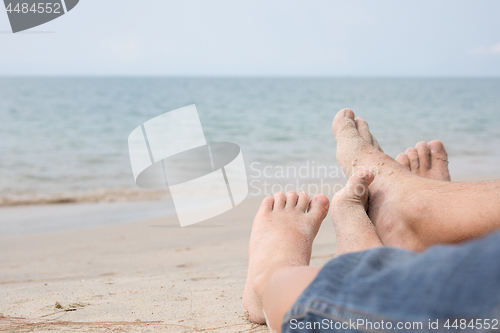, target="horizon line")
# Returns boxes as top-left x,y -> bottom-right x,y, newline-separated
1,75 -> 500,79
